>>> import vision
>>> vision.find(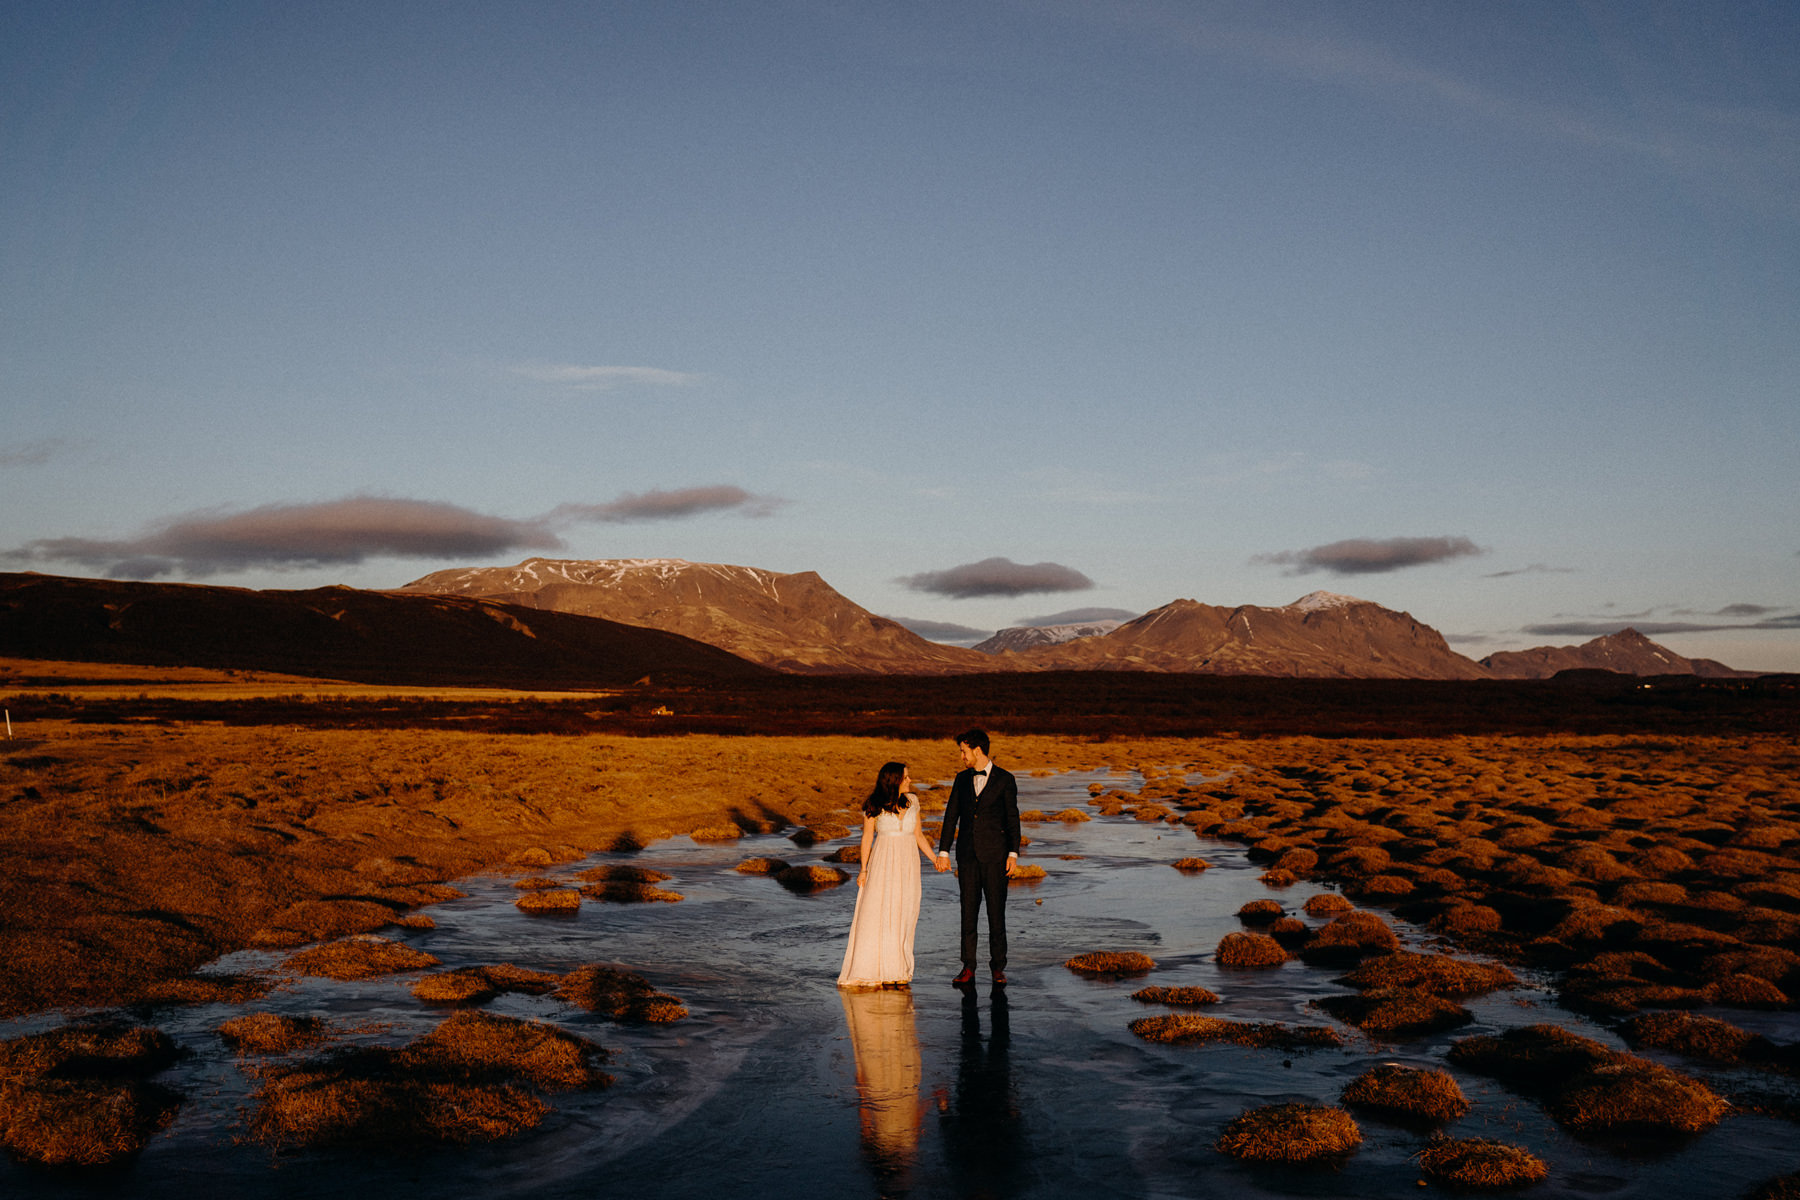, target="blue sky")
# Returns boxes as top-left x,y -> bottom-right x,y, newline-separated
4,1 -> 1797,669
